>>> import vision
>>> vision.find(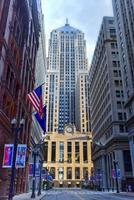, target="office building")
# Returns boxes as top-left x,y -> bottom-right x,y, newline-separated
29,0 -> 47,191
44,20 -> 89,133
43,125 -> 92,187
89,17 -> 132,191
112,0 -> 134,179
43,21 -> 92,186
0,0 -> 40,198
